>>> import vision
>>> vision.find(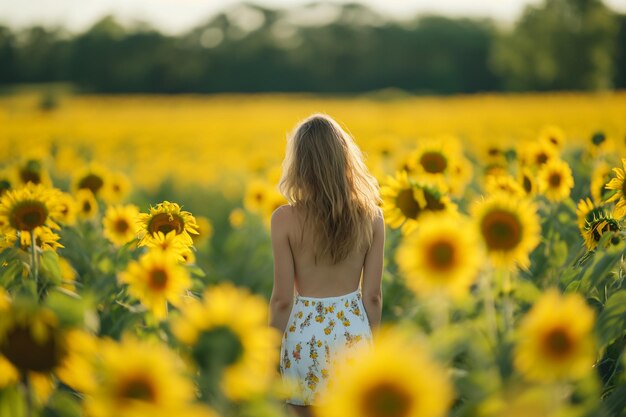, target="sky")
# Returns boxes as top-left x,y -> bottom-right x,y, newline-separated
1,0 -> 626,34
